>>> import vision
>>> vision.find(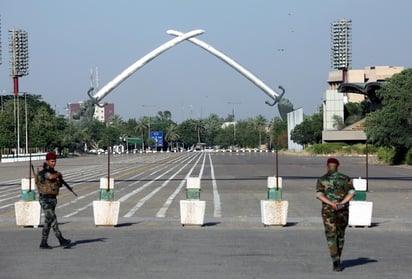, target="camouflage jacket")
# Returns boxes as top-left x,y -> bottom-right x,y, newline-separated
36,163 -> 62,196
316,170 -> 355,202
